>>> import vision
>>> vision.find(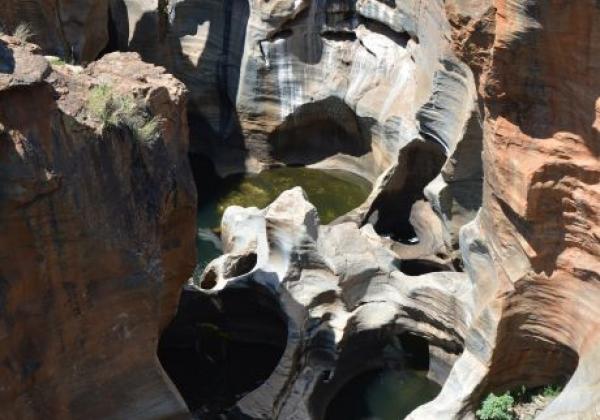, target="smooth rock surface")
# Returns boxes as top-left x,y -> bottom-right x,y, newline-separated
195,188 -> 472,419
